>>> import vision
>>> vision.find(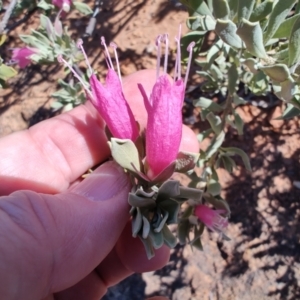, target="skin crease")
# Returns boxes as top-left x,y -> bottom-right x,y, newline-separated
0,69 -> 199,300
